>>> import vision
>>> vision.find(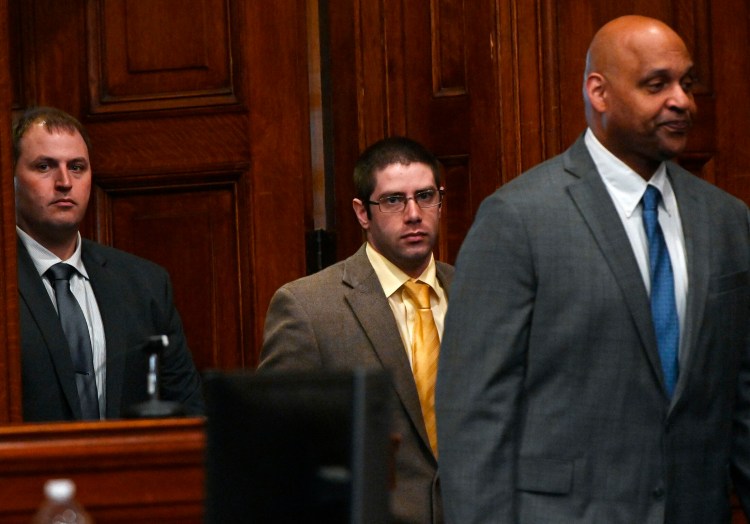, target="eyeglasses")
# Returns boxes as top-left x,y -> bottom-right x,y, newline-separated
368,188 -> 444,213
